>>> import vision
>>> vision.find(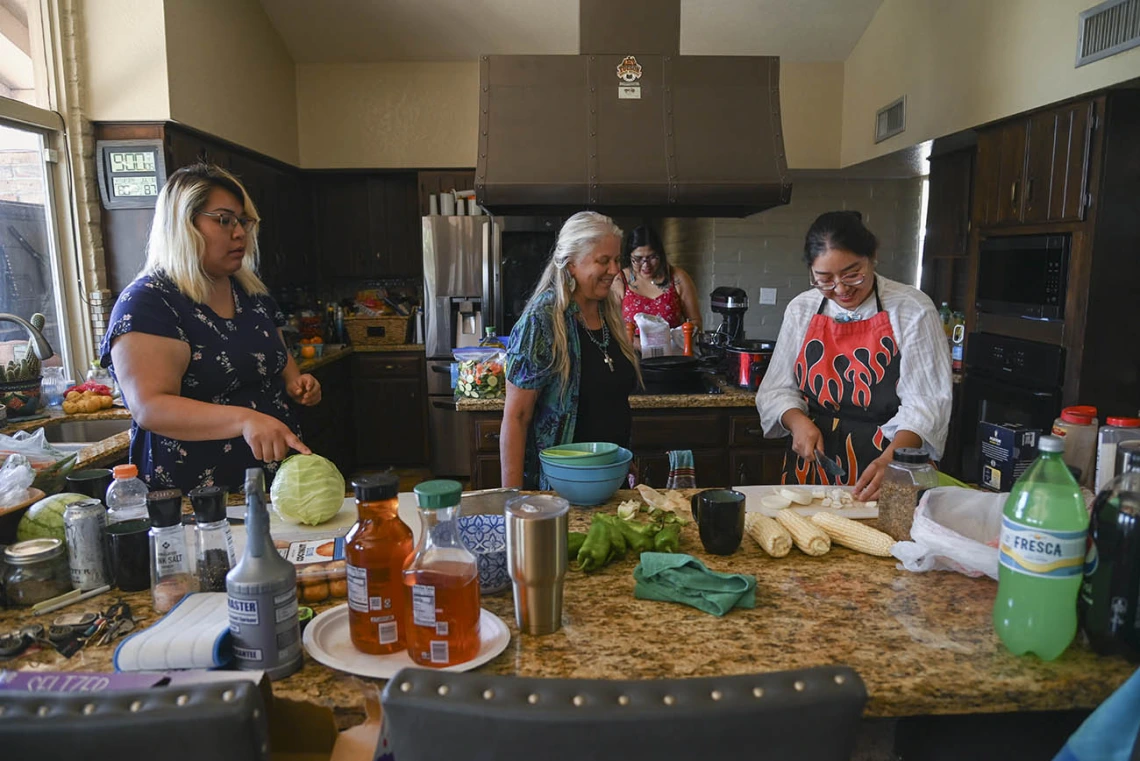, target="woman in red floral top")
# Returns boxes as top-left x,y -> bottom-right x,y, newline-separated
612,226 -> 702,333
